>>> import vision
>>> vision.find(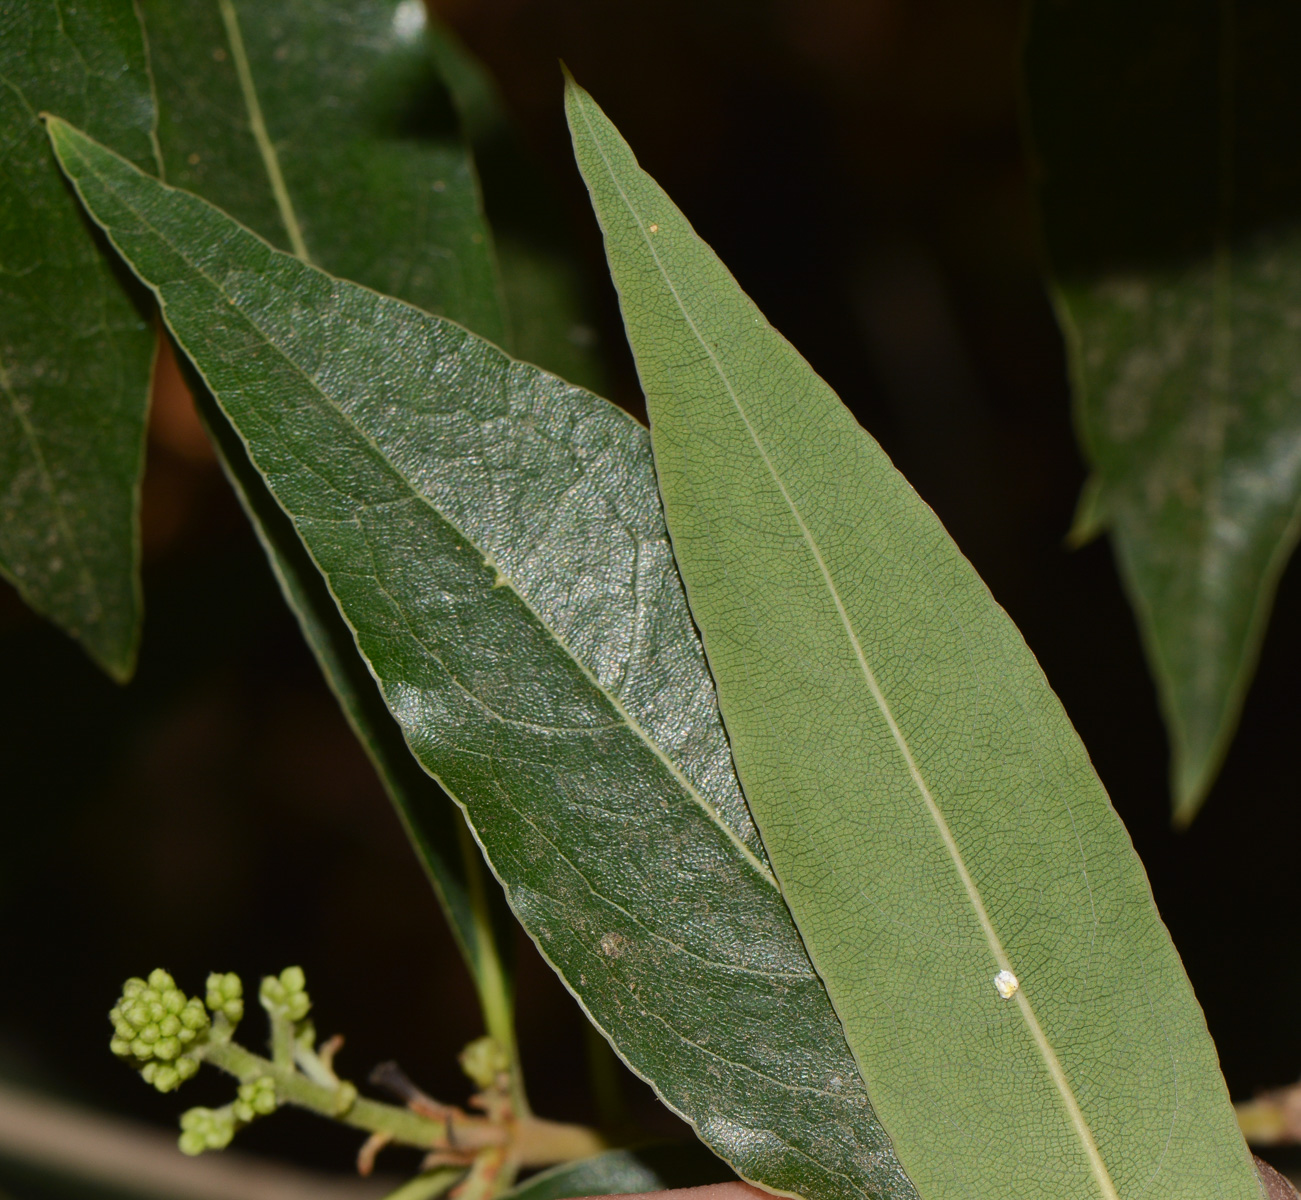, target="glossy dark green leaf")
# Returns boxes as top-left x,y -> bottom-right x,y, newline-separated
565,79 -> 1259,1200
136,0 -> 517,1033
502,1145 -> 734,1200
1025,0 -> 1301,823
0,0 -> 157,680
189,373 -> 516,1033
48,121 -> 918,1200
